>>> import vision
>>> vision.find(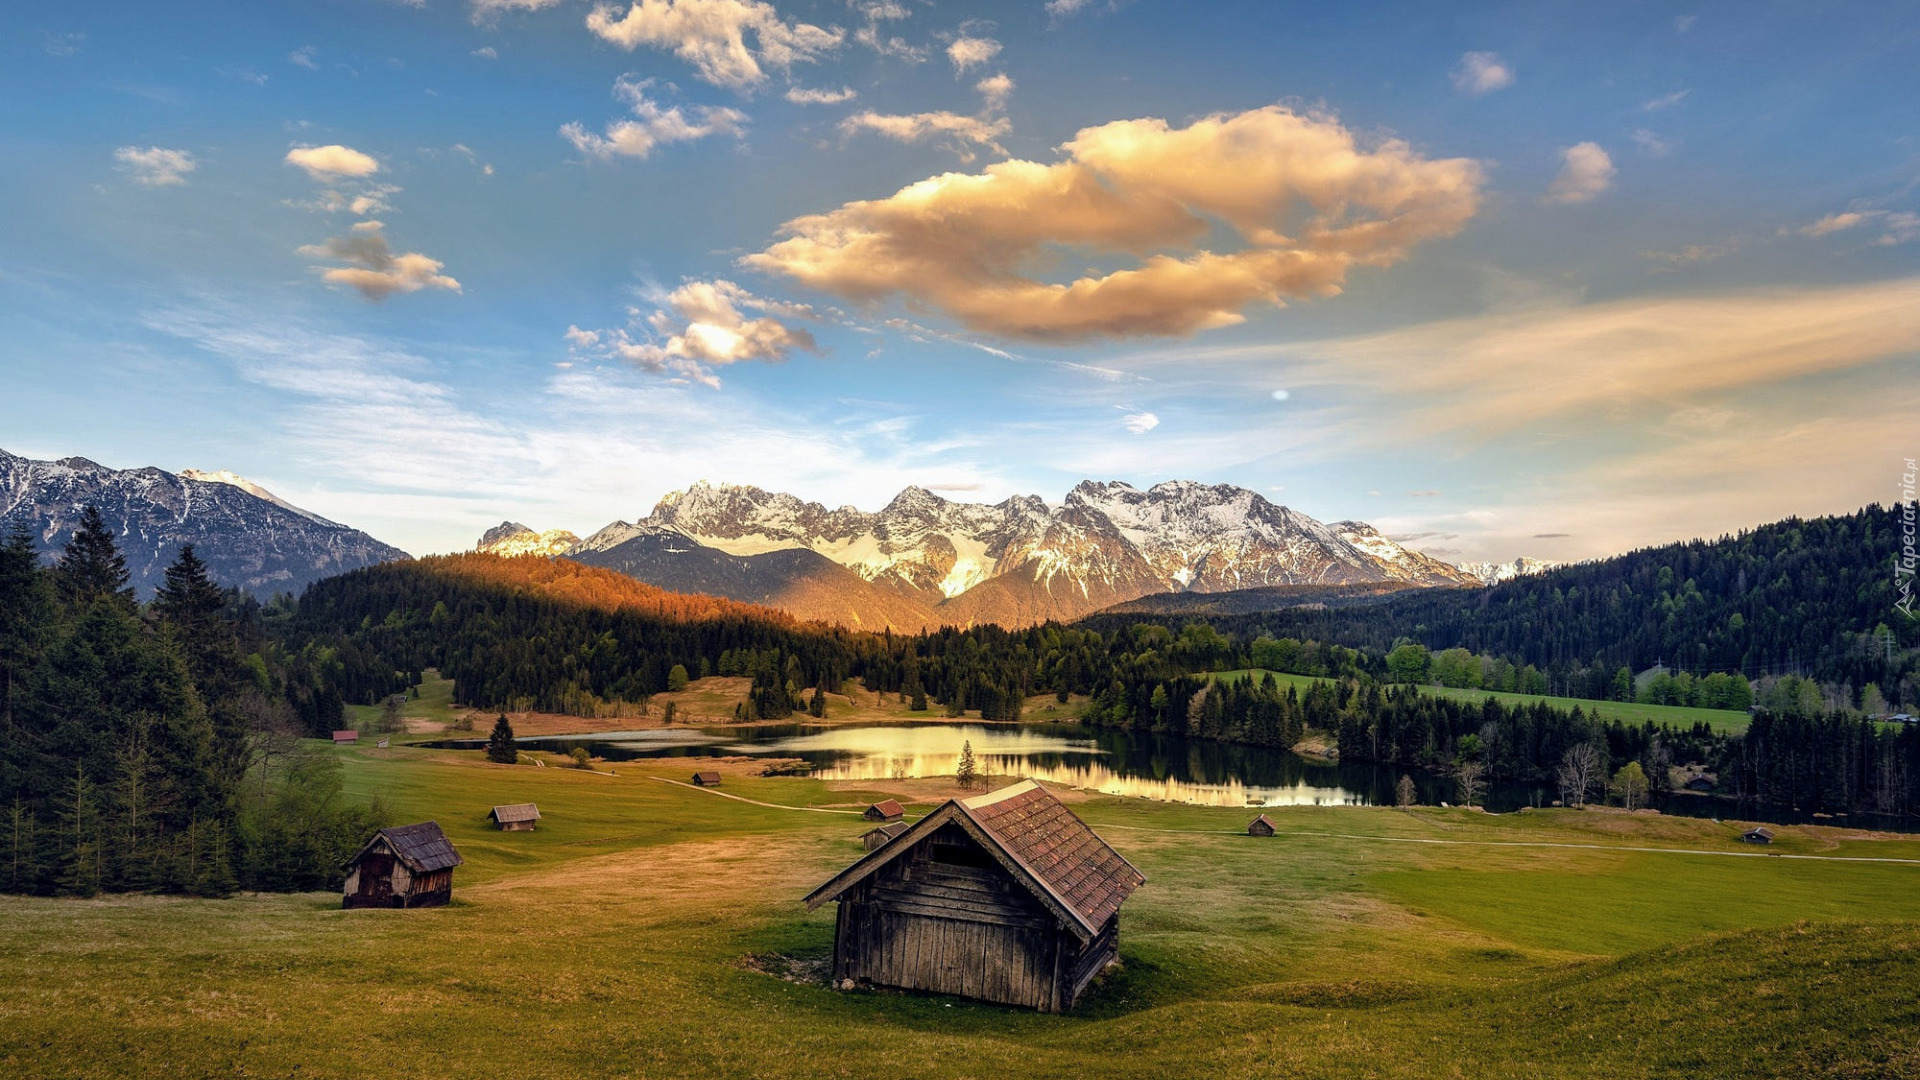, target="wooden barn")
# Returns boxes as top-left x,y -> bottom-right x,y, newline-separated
691,771 -> 722,787
343,822 -> 464,909
805,780 -> 1145,1012
1742,826 -> 1775,845
489,803 -> 541,831
864,799 -> 905,823
330,730 -> 359,744
1247,813 -> 1277,837
861,821 -> 909,850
